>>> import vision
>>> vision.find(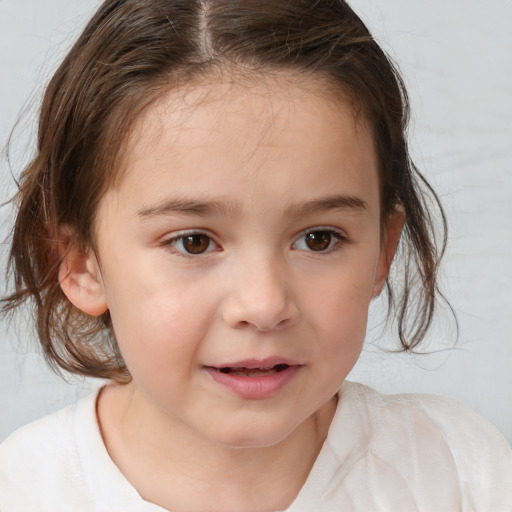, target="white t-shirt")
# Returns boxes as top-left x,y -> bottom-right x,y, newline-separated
1,382 -> 511,511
